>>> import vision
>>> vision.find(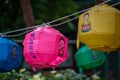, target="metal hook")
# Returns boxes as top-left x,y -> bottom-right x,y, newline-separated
42,23 -> 50,27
